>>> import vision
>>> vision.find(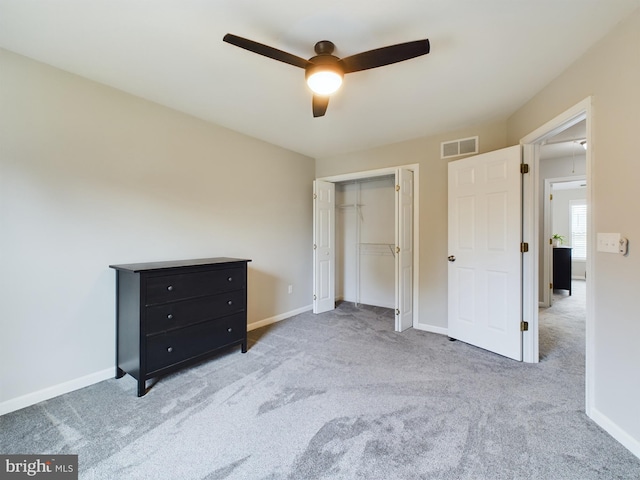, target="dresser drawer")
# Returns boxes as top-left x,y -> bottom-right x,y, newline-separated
145,289 -> 245,335
146,313 -> 245,374
146,267 -> 245,305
